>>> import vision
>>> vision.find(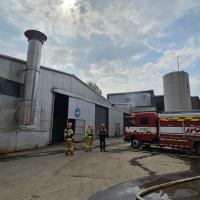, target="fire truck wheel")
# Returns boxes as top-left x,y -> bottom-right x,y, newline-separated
131,138 -> 141,149
195,144 -> 200,155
